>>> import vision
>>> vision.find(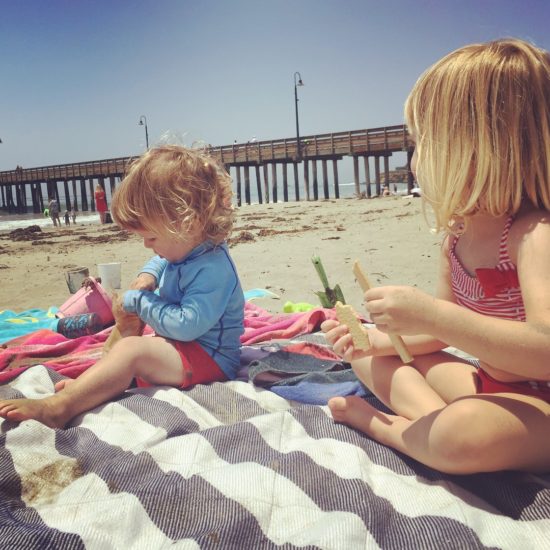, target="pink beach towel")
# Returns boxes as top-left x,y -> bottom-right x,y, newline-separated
0,325 -> 154,384
0,304 -> 336,384
0,328 -> 109,384
241,302 -> 337,344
